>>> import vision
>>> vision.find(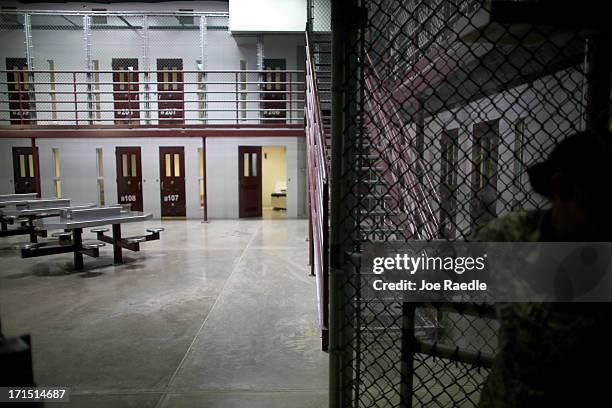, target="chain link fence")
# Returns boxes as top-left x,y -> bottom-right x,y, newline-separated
328,0 -> 608,407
